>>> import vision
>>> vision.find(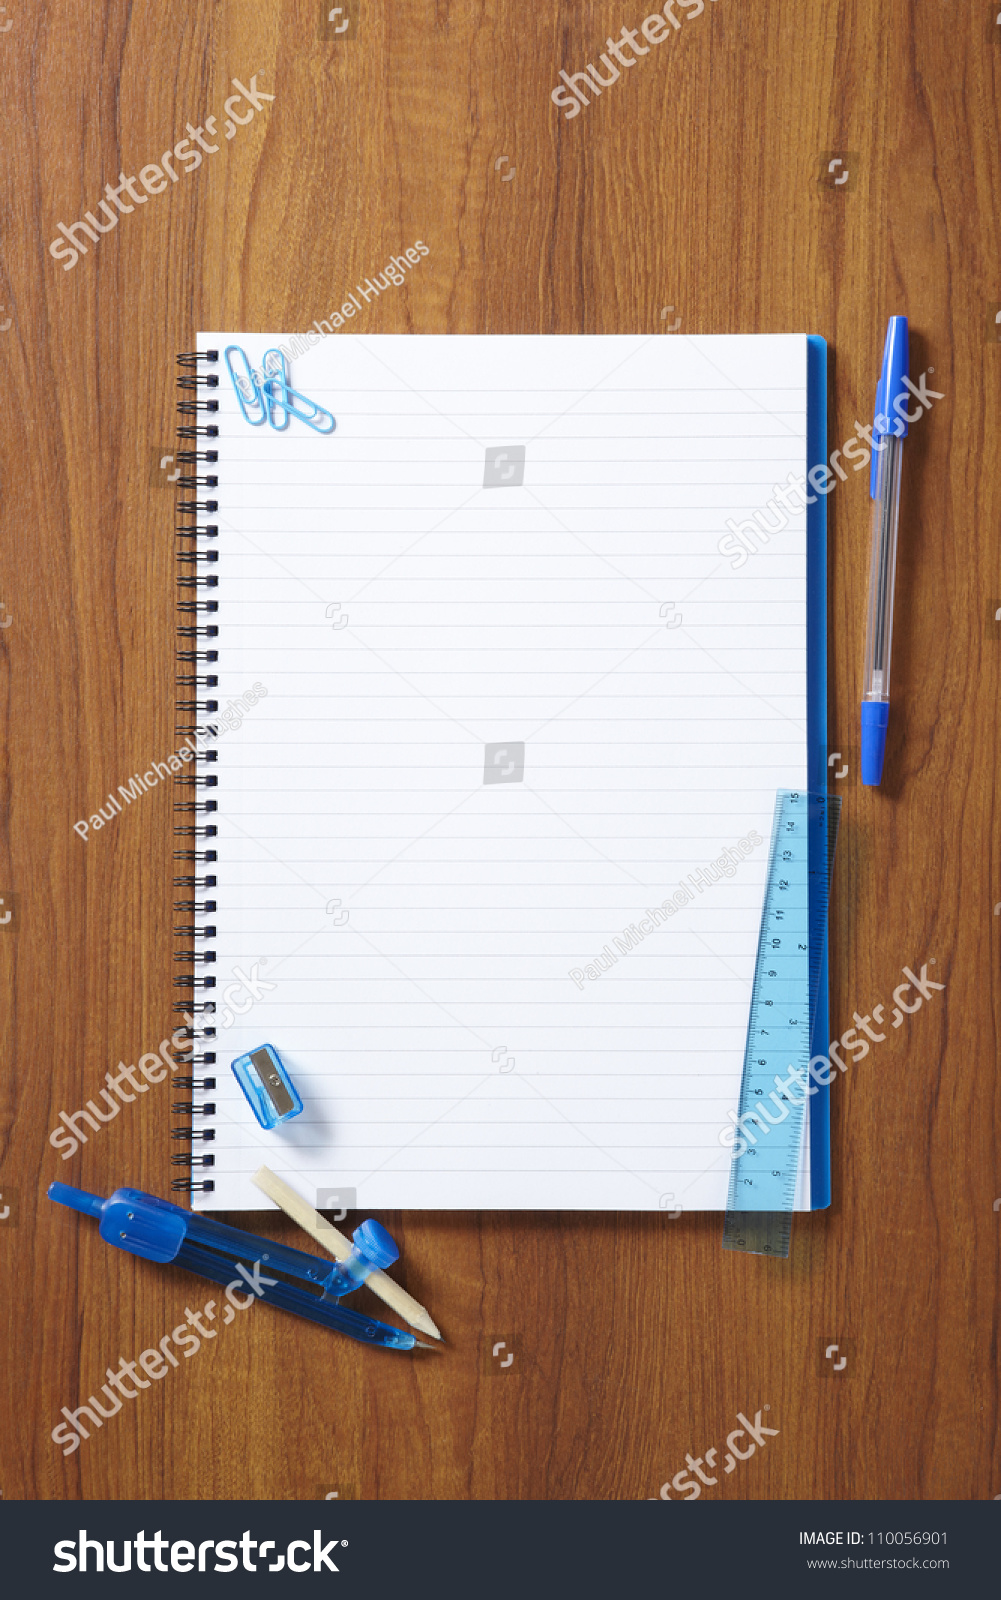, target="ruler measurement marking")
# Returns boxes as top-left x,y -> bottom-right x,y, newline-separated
723,789 -> 839,1259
